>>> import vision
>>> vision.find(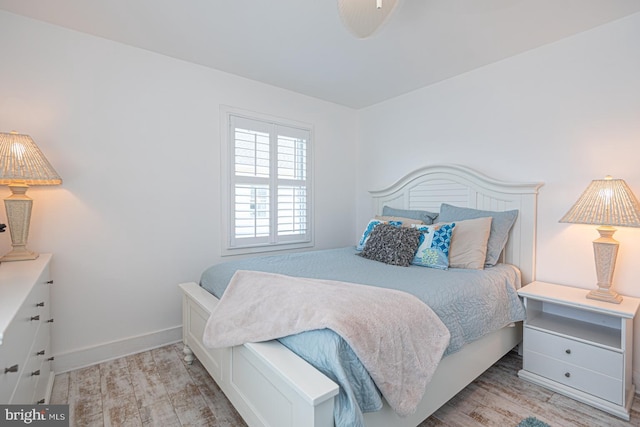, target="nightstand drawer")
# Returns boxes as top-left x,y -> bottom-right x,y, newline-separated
524,328 -> 623,379
524,350 -> 623,404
